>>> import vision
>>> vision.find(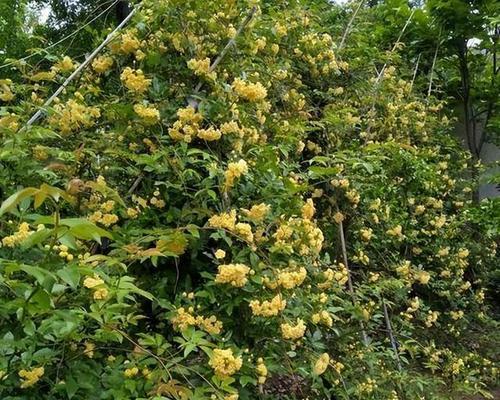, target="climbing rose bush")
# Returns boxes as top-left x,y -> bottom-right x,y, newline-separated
0,0 -> 498,399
